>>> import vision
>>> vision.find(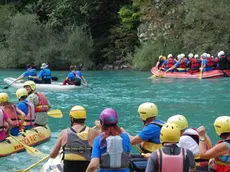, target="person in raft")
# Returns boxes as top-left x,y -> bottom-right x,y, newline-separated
122,102 -> 165,153
16,88 -> 35,130
145,123 -> 196,172
197,116 -> 230,172
63,65 -> 81,86
29,63 -> 52,84
0,93 -> 25,136
23,81 -> 50,126
14,64 -> 37,83
50,105 -> 98,172
86,108 -> 131,172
